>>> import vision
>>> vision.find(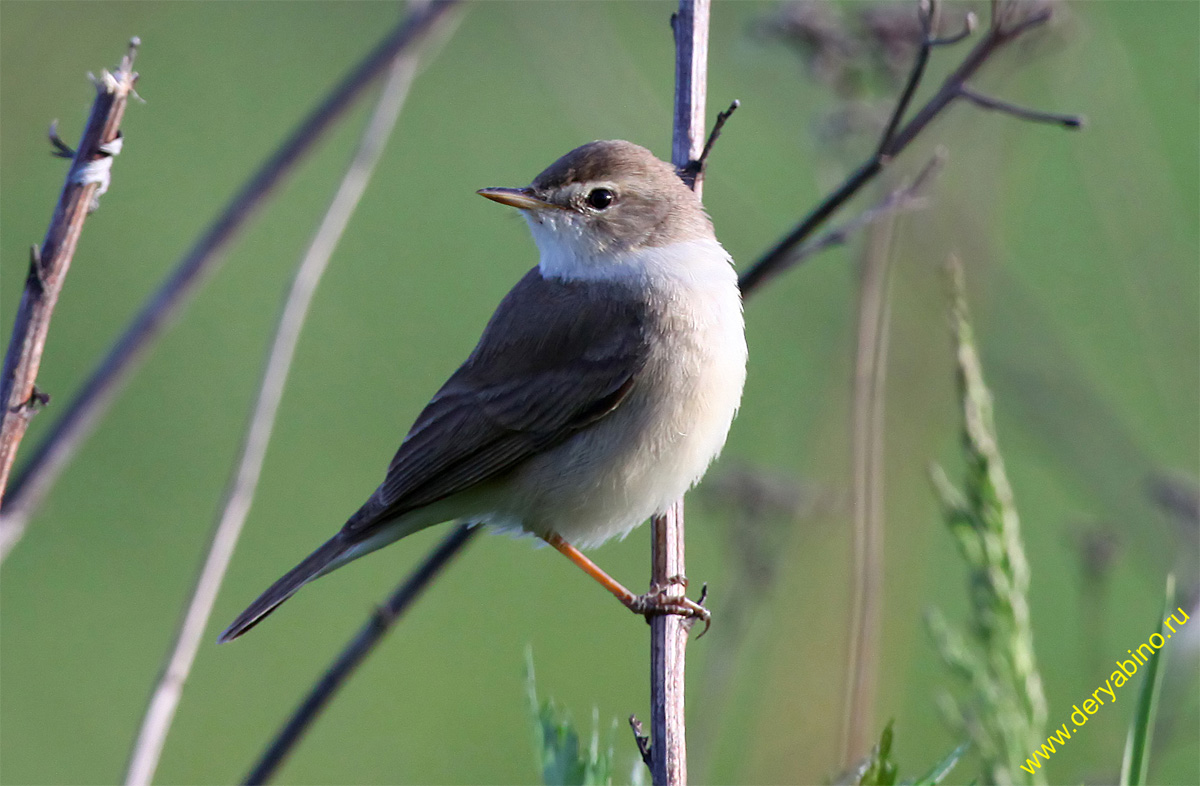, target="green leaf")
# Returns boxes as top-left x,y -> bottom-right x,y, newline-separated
1119,574 -> 1175,786
856,721 -> 898,786
909,741 -> 969,786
